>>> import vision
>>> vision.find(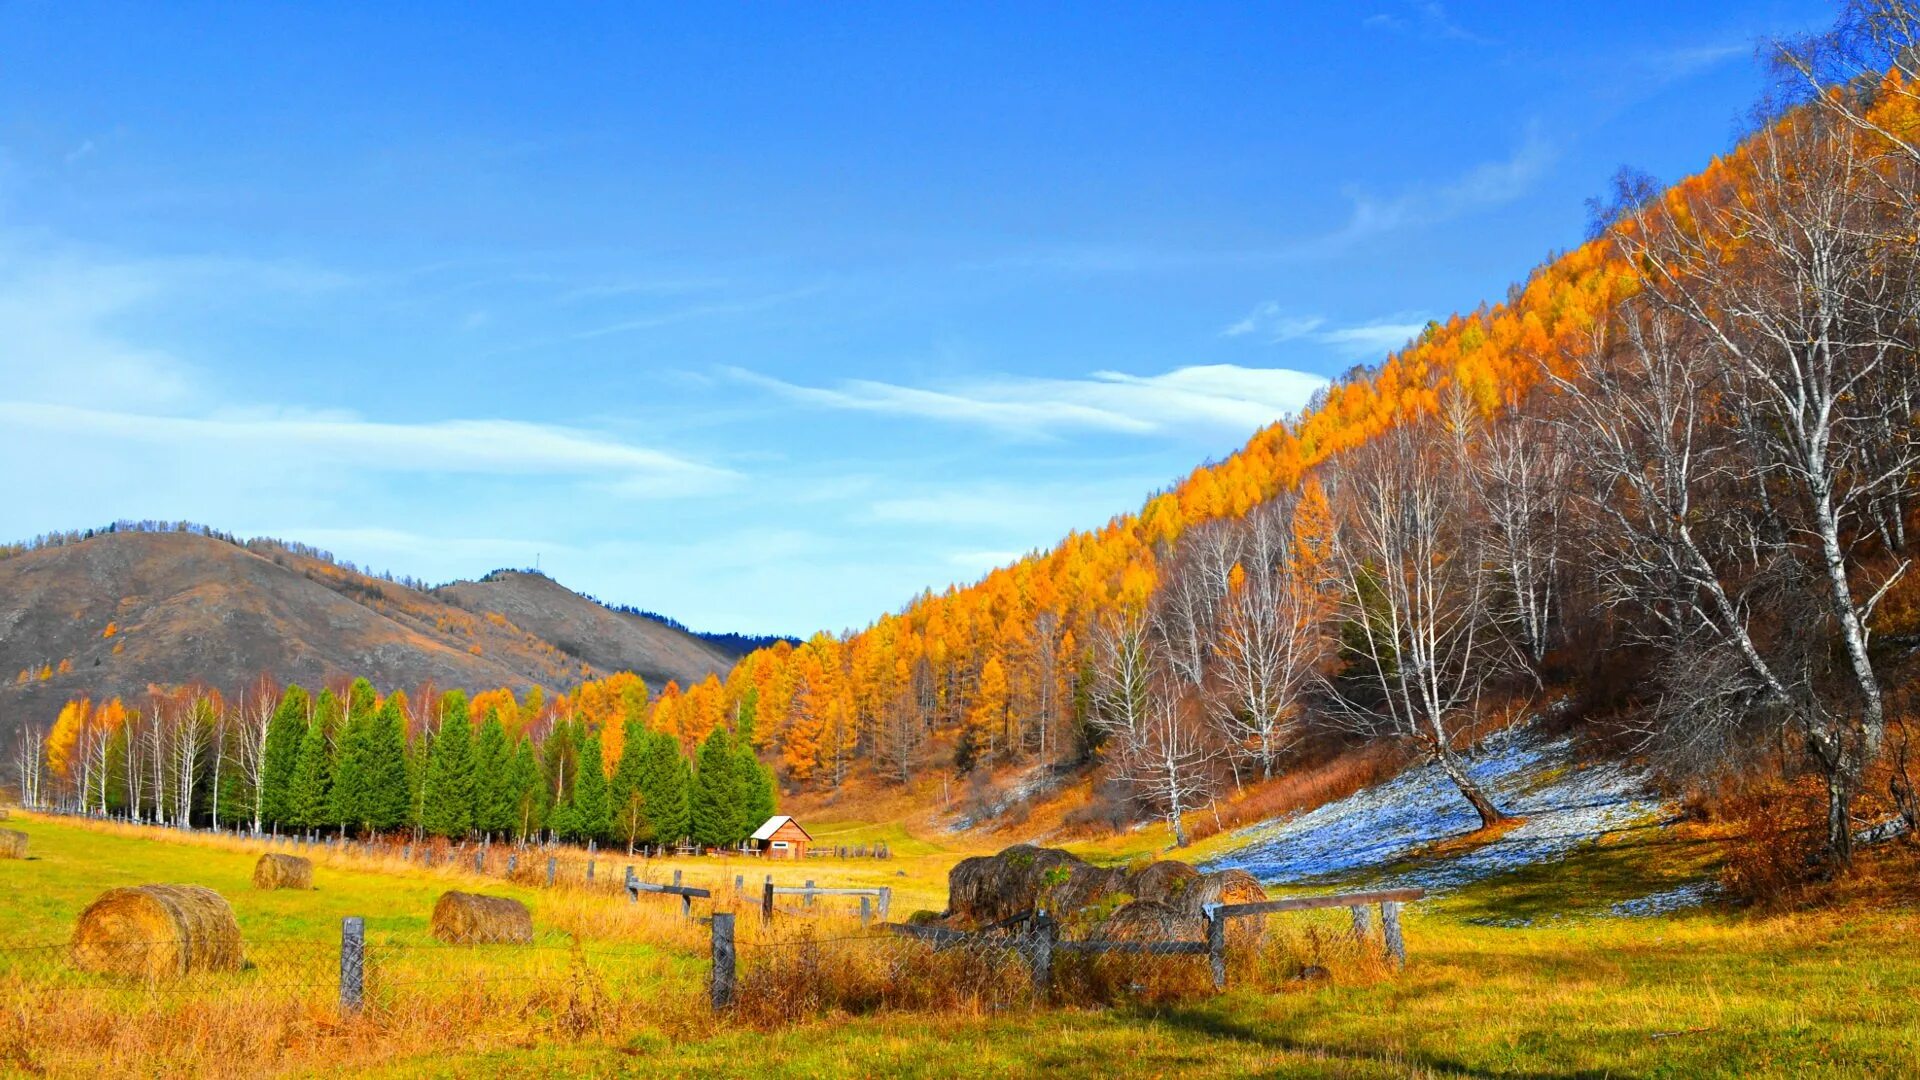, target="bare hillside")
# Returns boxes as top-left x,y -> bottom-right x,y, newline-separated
435,570 -> 733,689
